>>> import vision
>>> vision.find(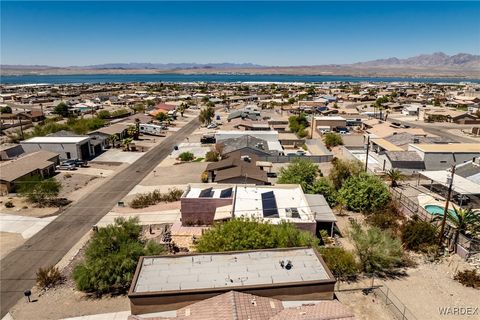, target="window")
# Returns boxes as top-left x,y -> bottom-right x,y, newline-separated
66,152 -> 71,159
